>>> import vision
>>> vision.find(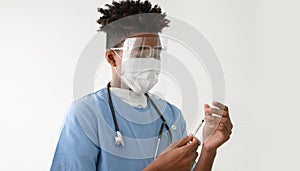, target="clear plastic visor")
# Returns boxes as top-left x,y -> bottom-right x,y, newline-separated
110,36 -> 167,59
